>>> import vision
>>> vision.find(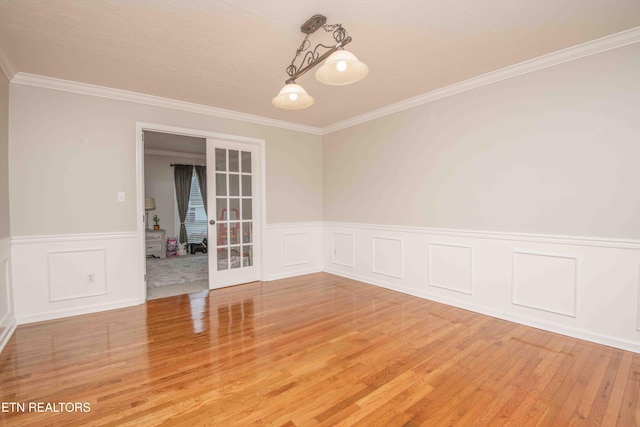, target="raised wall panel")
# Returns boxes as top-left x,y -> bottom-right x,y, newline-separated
265,223 -> 323,281
512,251 -> 577,317
48,249 -> 107,302
372,237 -> 403,279
0,237 -> 15,354
0,259 -> 9,330
637,265 -> 640,331
283,233 -> 310,267
332,232 -> 354,268
429,243 -> 473,294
